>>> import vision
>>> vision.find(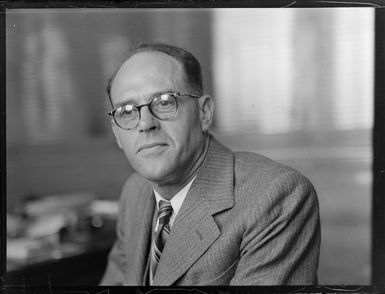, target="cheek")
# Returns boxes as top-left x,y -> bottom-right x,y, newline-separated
169,120 -> 203,158
175,104 -> 202,136
116,133 -> 136,159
